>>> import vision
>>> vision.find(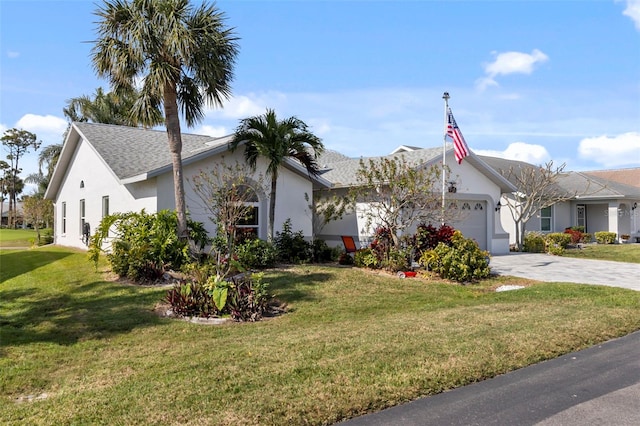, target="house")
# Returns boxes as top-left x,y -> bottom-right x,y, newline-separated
481,157 -> 640,245
44,121 -> 639,254
315,145 -> 517,254
44,122 -> 331,249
